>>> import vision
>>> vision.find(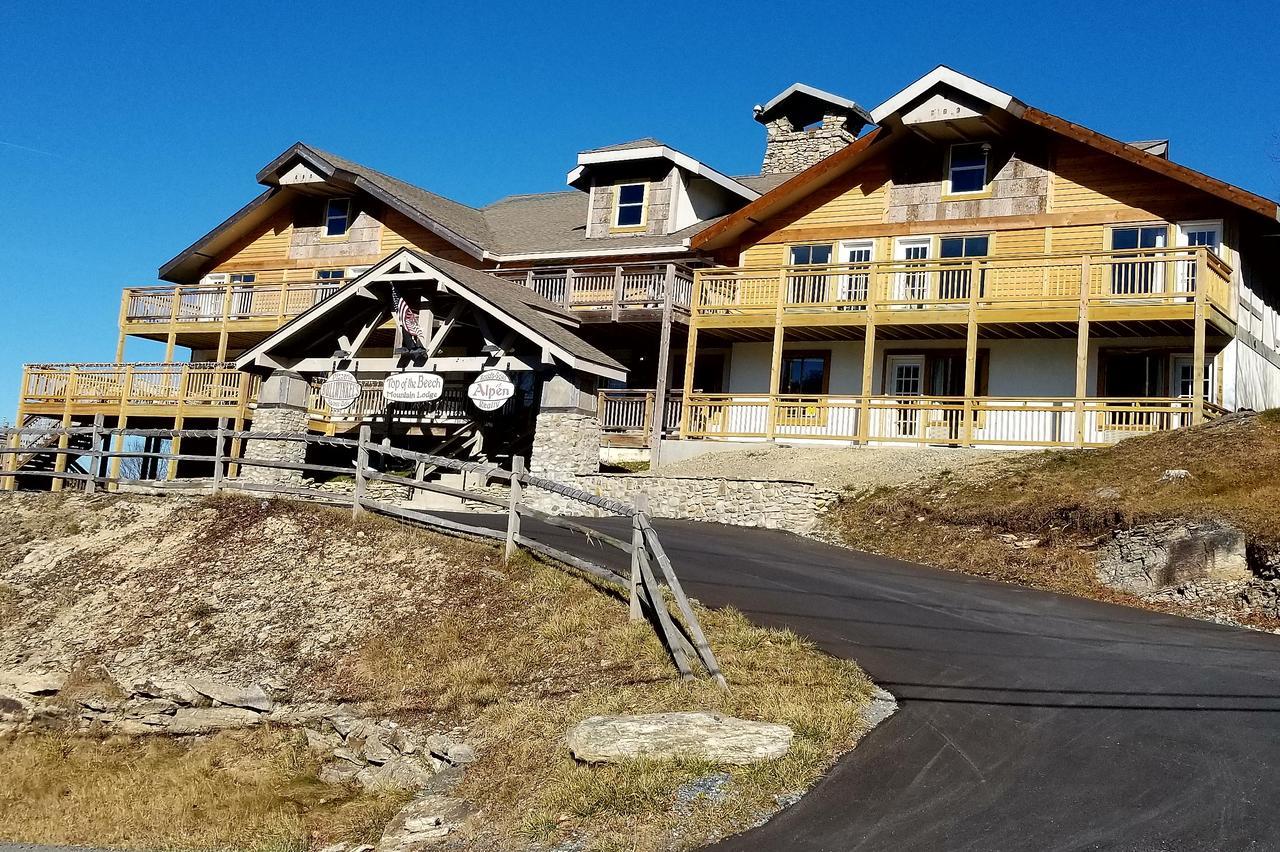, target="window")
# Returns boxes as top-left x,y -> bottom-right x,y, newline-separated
1110,225 -> 1168,295
324,198 -> 351,237
788,244 -> 834,303
230,273 -> 256,318
314,268 -> 345,303
1172,355 -> 1214,401
613,183 -> 647,228
947,143 -> 989,194
938,234 -> 990,299
780,351 -> 830,395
